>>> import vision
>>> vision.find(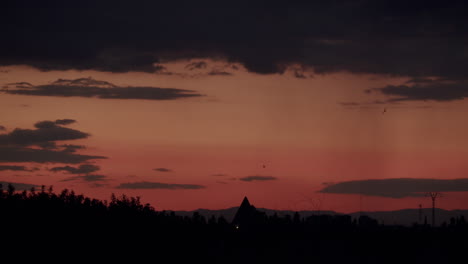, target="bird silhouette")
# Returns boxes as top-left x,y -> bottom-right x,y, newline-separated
382,108 -> 387,114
